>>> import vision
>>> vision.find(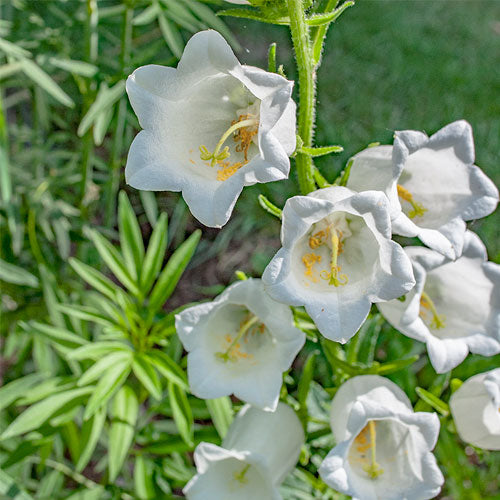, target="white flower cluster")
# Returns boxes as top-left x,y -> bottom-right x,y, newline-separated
126,30 -> 499,500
